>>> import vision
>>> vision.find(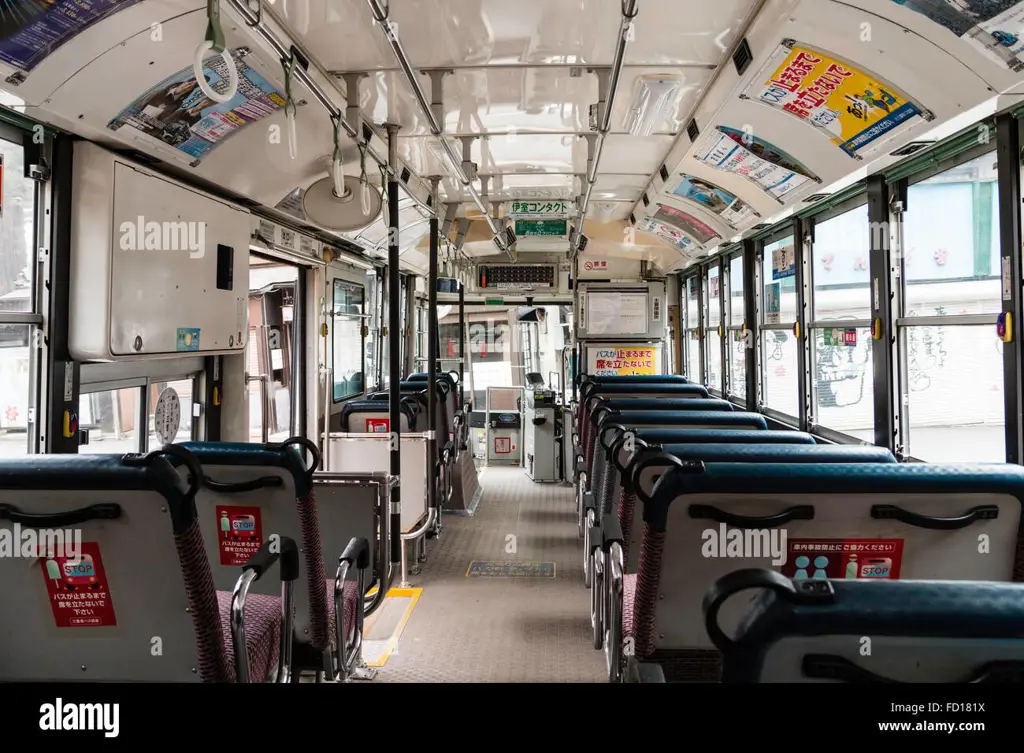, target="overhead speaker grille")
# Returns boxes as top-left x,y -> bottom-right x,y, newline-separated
891,140 -> 935,157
